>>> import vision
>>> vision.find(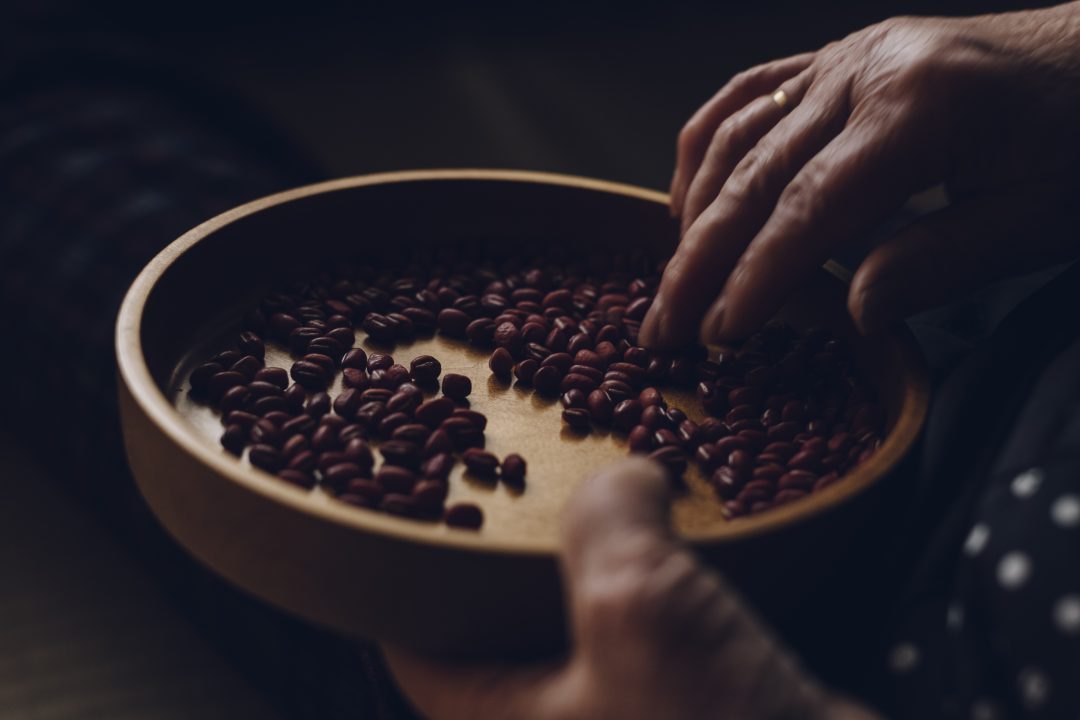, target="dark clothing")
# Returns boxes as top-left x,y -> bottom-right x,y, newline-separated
882,262 -> 1080,719
0,61 -> 414,720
